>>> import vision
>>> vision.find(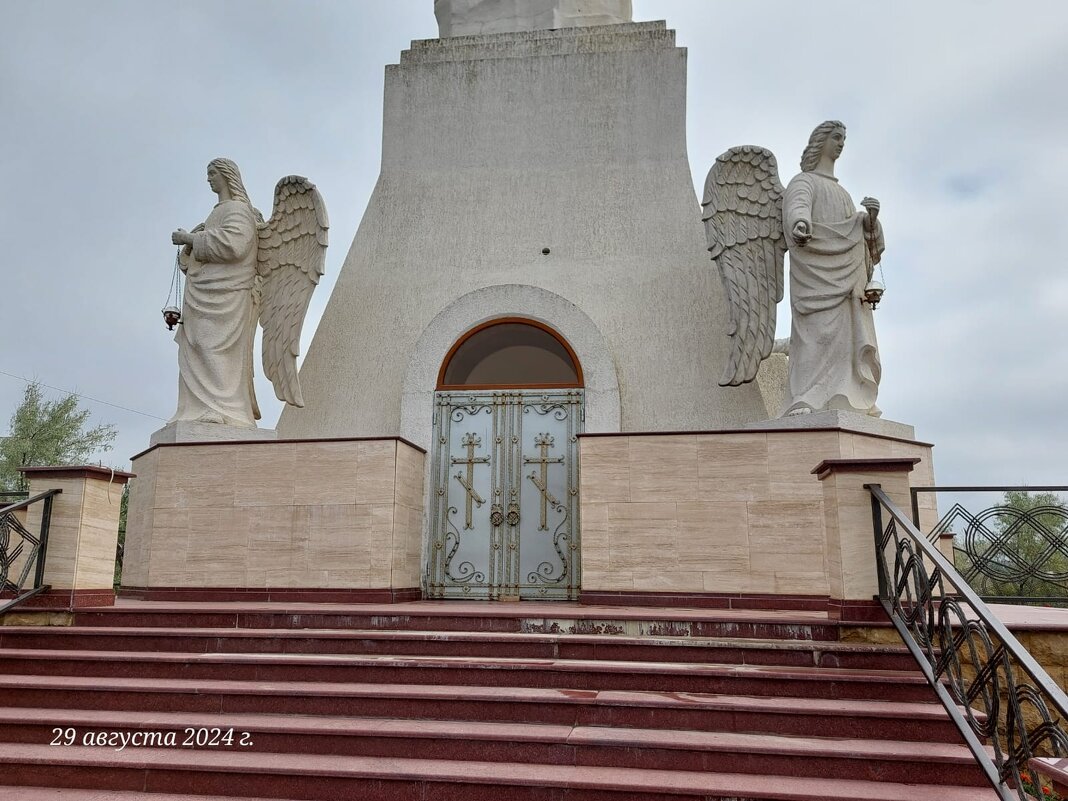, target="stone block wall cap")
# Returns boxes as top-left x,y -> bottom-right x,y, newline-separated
18,465 -> 136,483
812,457 -> 921,480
